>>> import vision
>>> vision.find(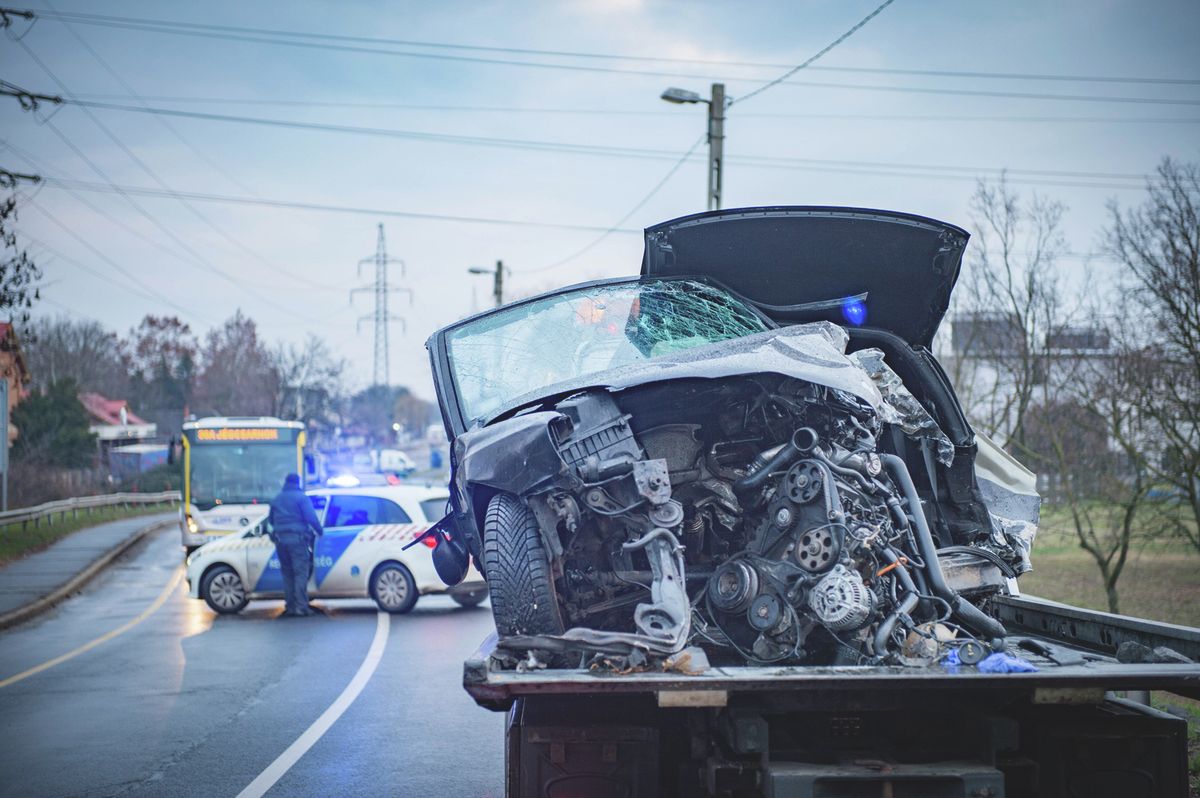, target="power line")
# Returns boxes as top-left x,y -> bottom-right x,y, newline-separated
44,5 -> 342,292
65,94 -> 1200,124
60,99 -> 1166,186
19,6 -> 1200,87
12,9 -> 1200,105
734,0 -> 896,106
39,177 -> 648,232
18,208 -> 214,323
12,38 -> 322,319
517,133 -> 707,275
